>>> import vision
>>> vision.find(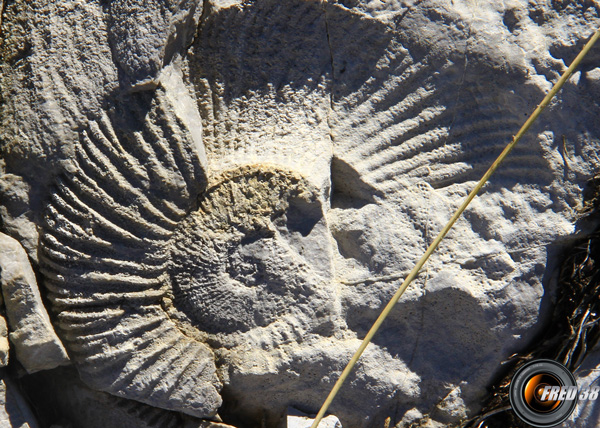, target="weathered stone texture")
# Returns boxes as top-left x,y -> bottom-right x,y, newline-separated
0,1 -> 599,427
0,232 -> 69,373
